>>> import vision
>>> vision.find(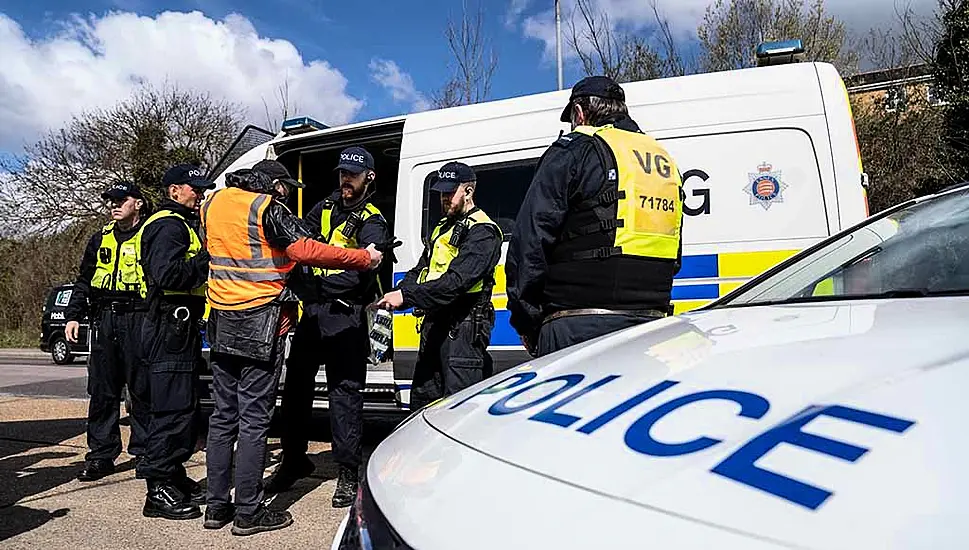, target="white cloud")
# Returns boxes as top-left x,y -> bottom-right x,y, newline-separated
0,10 -> 363,151
368,58 -> 431,113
